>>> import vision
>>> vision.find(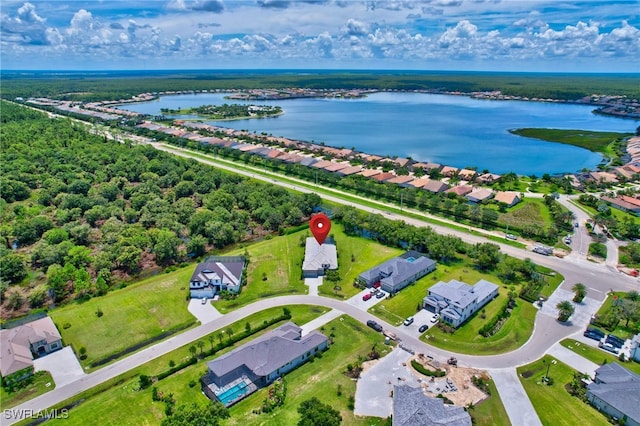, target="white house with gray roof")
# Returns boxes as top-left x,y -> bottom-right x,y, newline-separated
392,384 -> 471,426
423,279 -> 499,328
302,237 -> 338,278
587,363 -> 640,426
358,251 -> 436,294
201,322 -> 328,406
189,256 -> 246,299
